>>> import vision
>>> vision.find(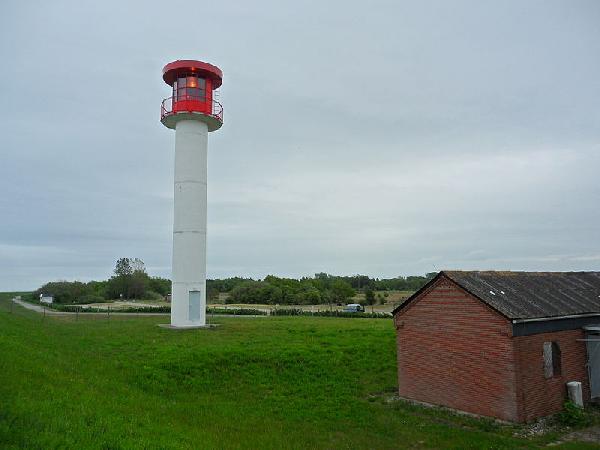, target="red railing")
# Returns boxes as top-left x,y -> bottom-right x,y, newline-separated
161,95 -> 223,123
